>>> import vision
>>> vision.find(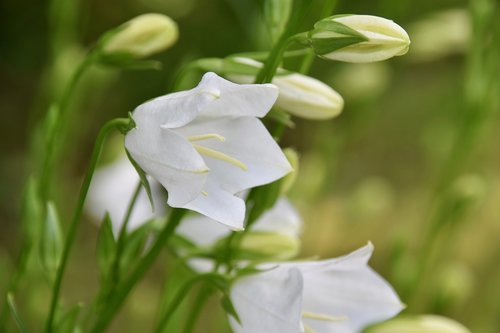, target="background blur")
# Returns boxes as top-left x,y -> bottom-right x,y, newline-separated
1,0 -> 499,332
